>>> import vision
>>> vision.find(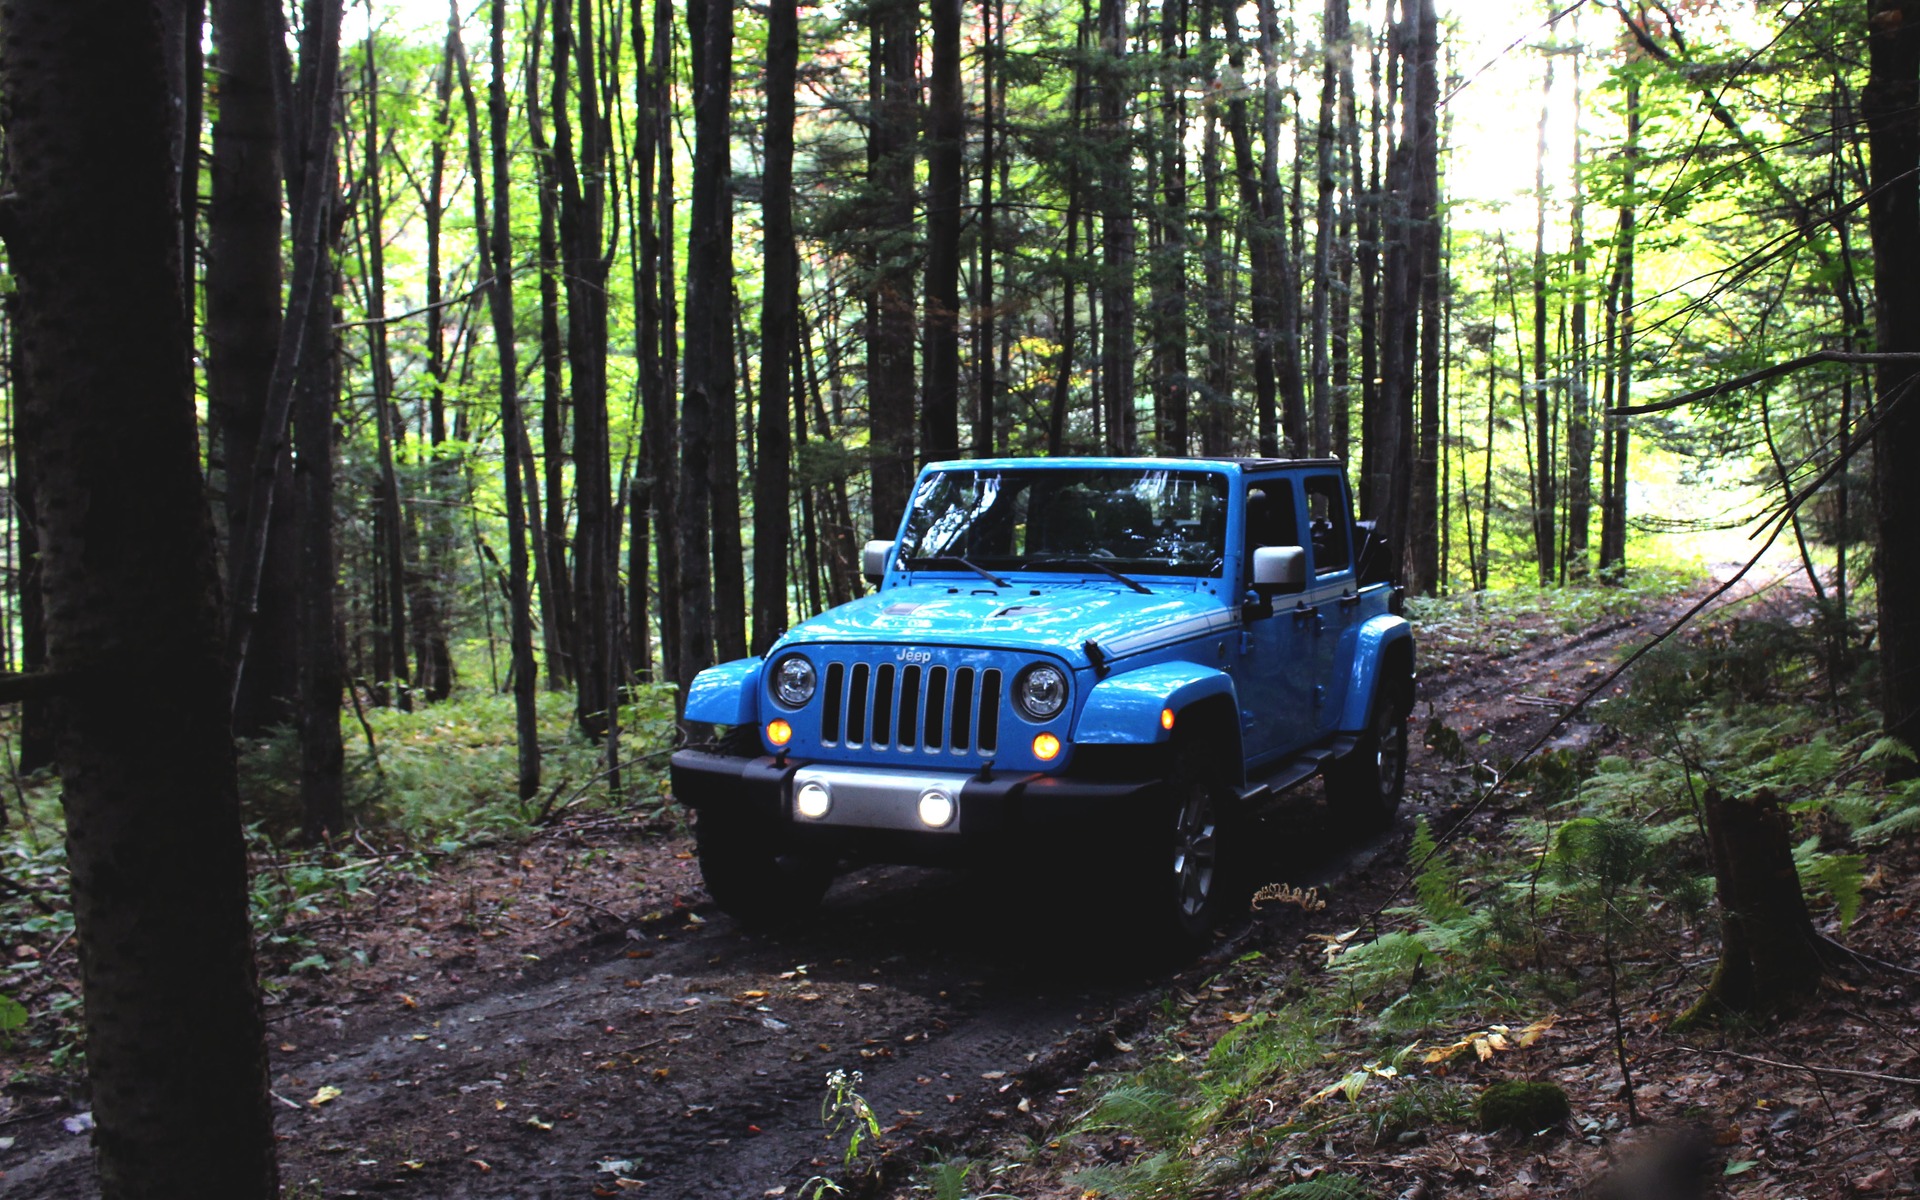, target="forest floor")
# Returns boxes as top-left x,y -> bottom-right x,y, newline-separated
3,564 -> 1917,1199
